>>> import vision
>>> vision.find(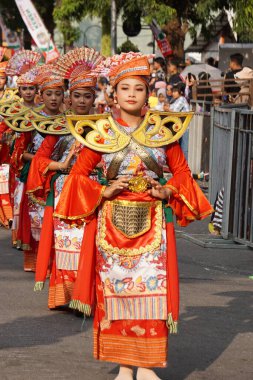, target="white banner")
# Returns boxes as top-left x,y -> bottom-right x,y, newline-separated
14,0 -> 60,62
0,15 -> 21,50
